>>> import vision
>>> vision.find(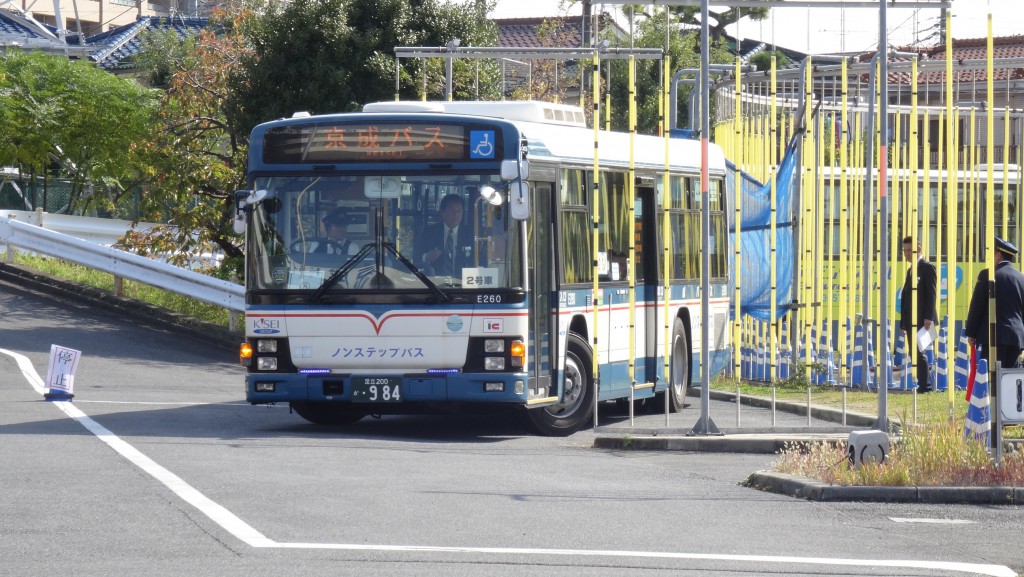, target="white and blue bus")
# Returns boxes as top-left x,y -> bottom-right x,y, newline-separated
236,100 -> 730,435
